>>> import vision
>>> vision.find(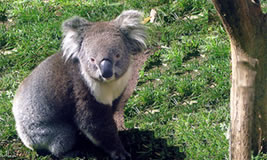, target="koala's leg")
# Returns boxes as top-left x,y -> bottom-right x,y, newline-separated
112,98 -> 127,131
47,124 -> 77,158
18,122 -> 77,158
75,104 -> 130,160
